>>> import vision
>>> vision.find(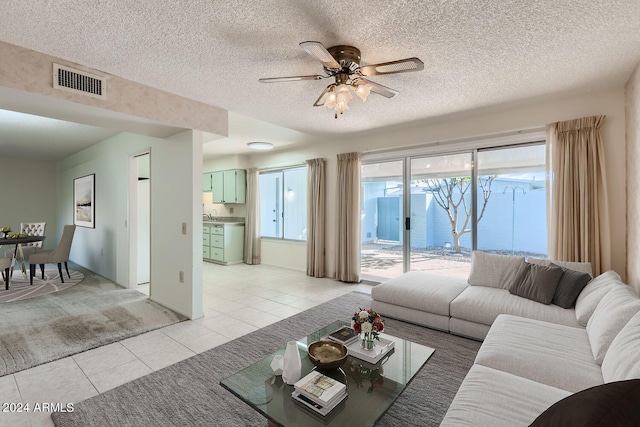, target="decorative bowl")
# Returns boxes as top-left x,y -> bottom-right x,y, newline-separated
308,340 -> 348,370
